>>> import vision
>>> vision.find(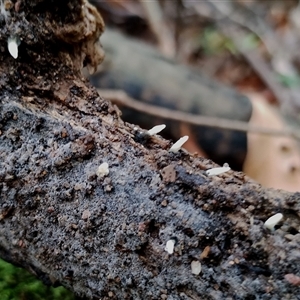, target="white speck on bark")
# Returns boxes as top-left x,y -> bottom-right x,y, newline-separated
96,162 -> 109,178
164,239 -> 175,254
191,260 -> 201,275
